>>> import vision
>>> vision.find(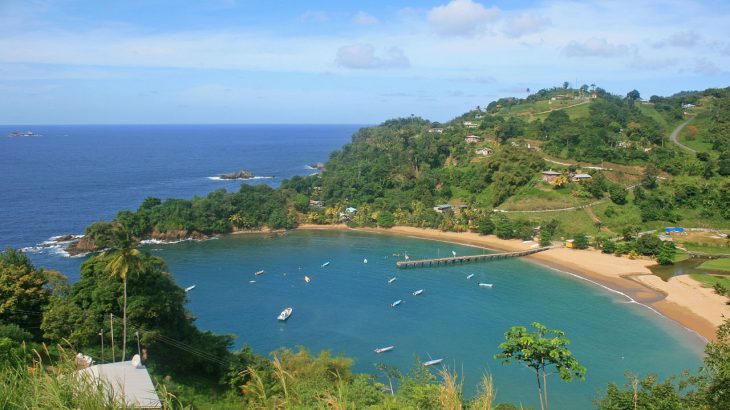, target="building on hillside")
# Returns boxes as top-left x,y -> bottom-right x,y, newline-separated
433,204 -> 452,213
464,135 -> 481,143
681,103 -> 696,109
541,170 -> 561,182
565,239 -> 575,248
76,355 -> 162,409
428,128 -> 444,134
475,147 -> 493,156
345,207 -> 357,214
463,121 -> 478,129
572,173 -> 592,182
309,200 -> 324,207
